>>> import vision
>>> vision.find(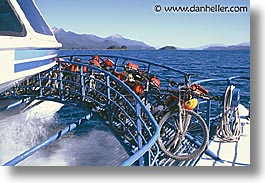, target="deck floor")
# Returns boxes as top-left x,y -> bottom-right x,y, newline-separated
196,104 -> 250,166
